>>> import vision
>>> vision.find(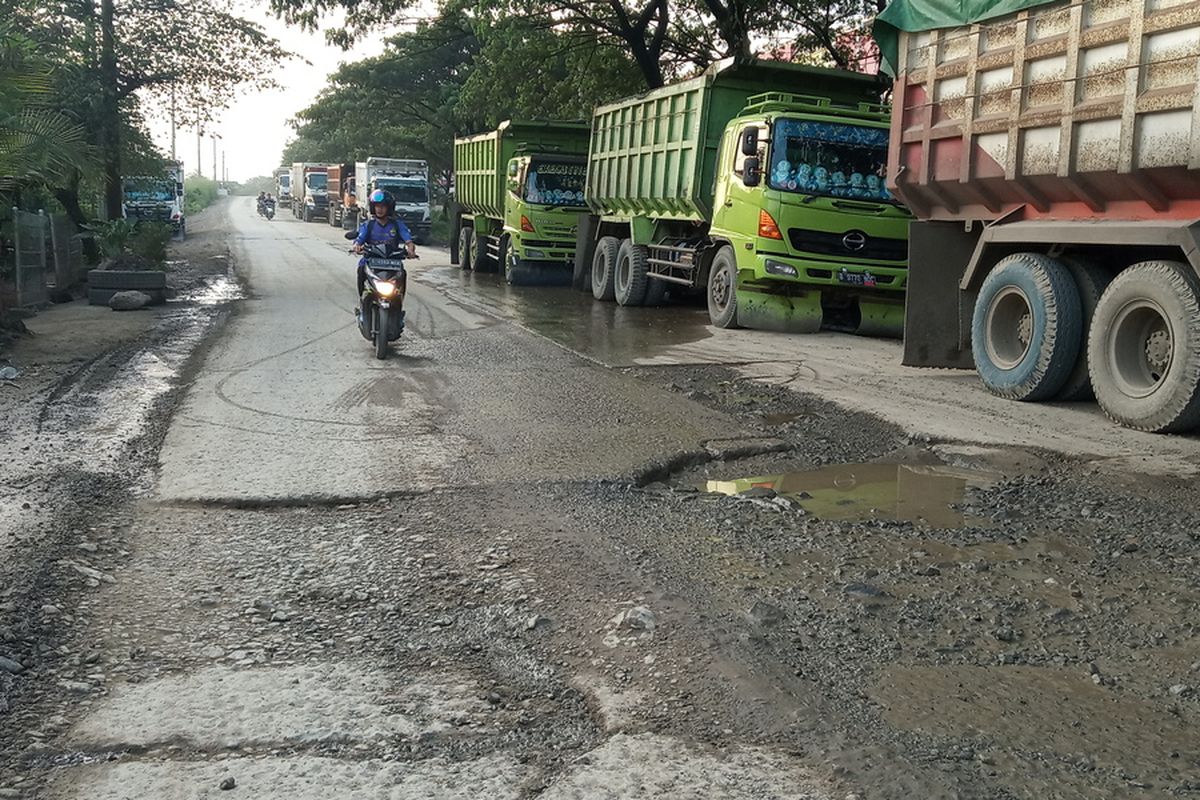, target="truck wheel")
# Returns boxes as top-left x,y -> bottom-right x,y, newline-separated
591,236 -> 619,301
614,240 -> 650,306
972,253 -> 1081,401
473,231 -> 492,272
458,227 -> 474,271
1087,260 -> 1200,433
1057,258 -> 1111,401
707,247 -> 740,328
644,276 -> 667,306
